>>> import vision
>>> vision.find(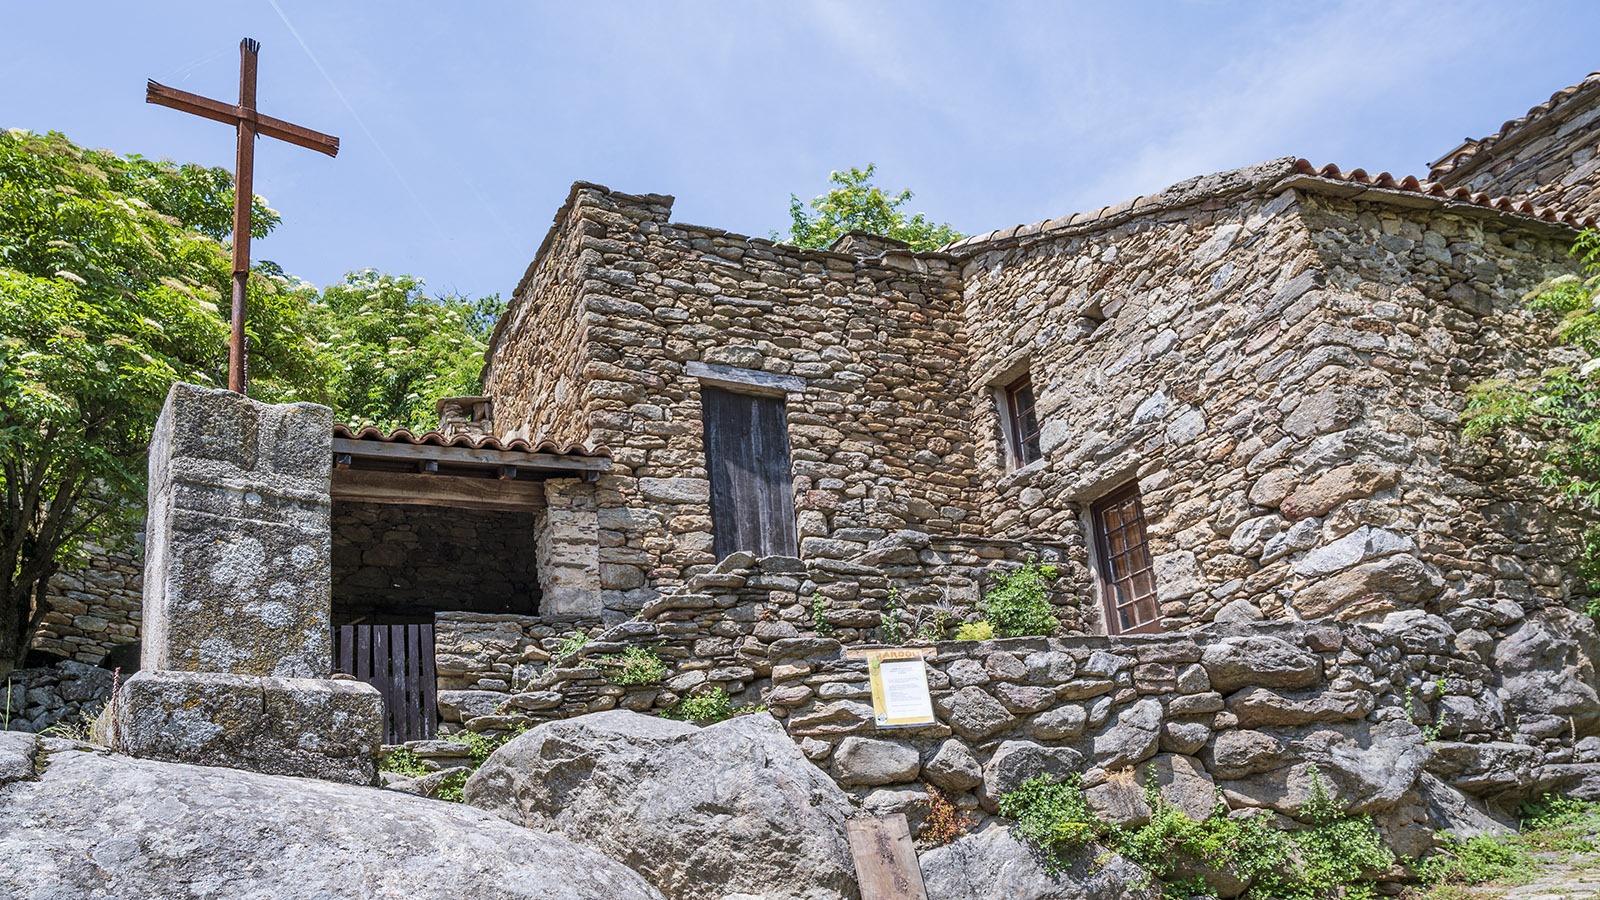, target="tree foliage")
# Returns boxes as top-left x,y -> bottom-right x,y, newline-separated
285,270 -> 502,432
1464,229 -> 1600,599
0,129 -> 496,668
780,164 -> 963,251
